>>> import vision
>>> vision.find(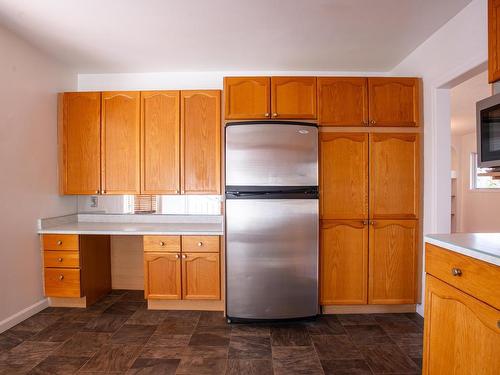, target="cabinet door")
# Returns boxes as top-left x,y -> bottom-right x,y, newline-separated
320,133 -> 368,220
318,77 -> 368,126
224,77 -> 270,119
271,77 -> 317,119
320,220 -> 368,305
182,252 -> 220,300
59,92 -> 101,194
423,275 -> 500,374
141,91 -> 180,194
144,253 -> 181,299
489,0 -> 500,83
102,91 -> 141,194
181,90 -> 221,194
369,219 -> 418,304
368,78 -> 420,127
369,133 -> 419,219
